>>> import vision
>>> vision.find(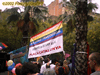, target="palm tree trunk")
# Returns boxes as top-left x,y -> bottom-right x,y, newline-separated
75,0 -> 88,75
